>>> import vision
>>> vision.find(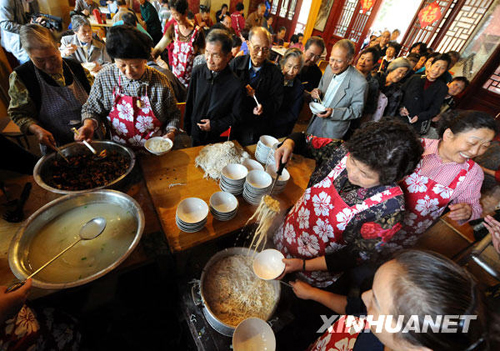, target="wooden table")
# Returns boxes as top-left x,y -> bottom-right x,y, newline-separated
141,142 -> 315,253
